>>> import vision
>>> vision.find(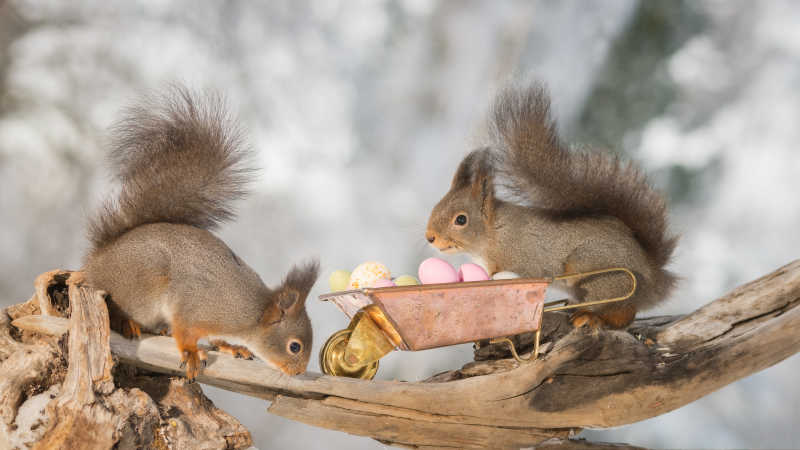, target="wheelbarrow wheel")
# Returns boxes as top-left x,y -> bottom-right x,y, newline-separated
319,329 -> 379,380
